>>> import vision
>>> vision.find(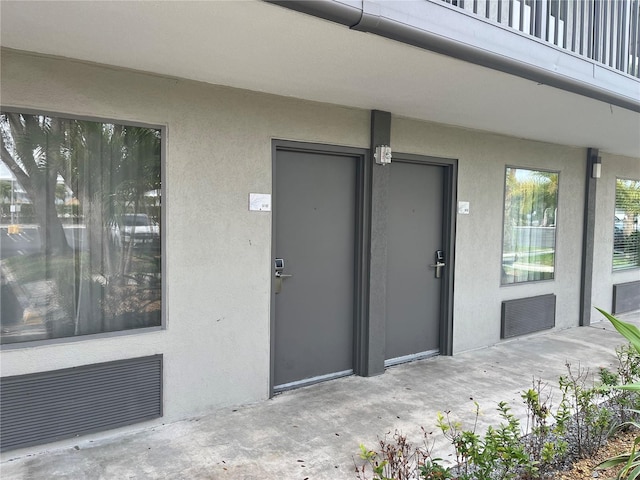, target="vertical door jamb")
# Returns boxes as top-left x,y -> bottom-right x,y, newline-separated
440,157 -> 457,355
